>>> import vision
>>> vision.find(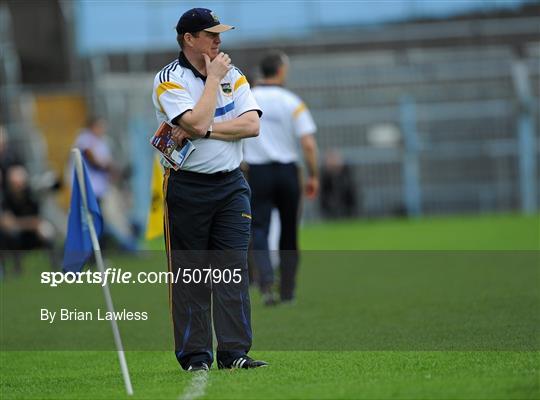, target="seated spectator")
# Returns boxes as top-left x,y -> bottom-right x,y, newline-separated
0,125 -> 23,196
1,165 -> 56,275
320,149 -> 358,219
